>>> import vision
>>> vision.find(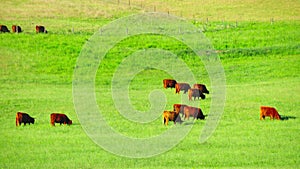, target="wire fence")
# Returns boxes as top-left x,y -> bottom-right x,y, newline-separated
1,0 -> 296,34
